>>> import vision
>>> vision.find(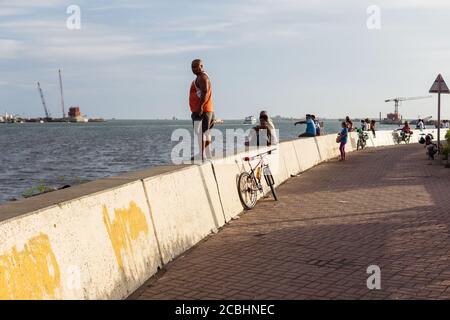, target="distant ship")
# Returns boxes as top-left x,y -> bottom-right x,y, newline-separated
243,116 -> 257,125
88,118 -> 106,123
